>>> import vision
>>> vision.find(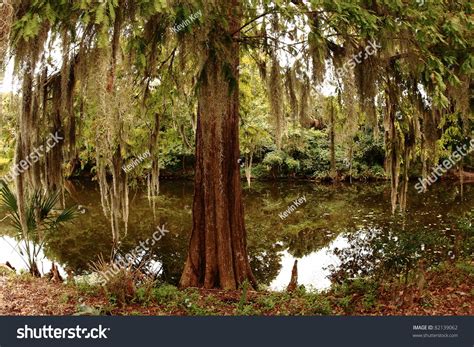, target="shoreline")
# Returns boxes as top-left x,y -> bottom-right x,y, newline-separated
1,260 -> 472,316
